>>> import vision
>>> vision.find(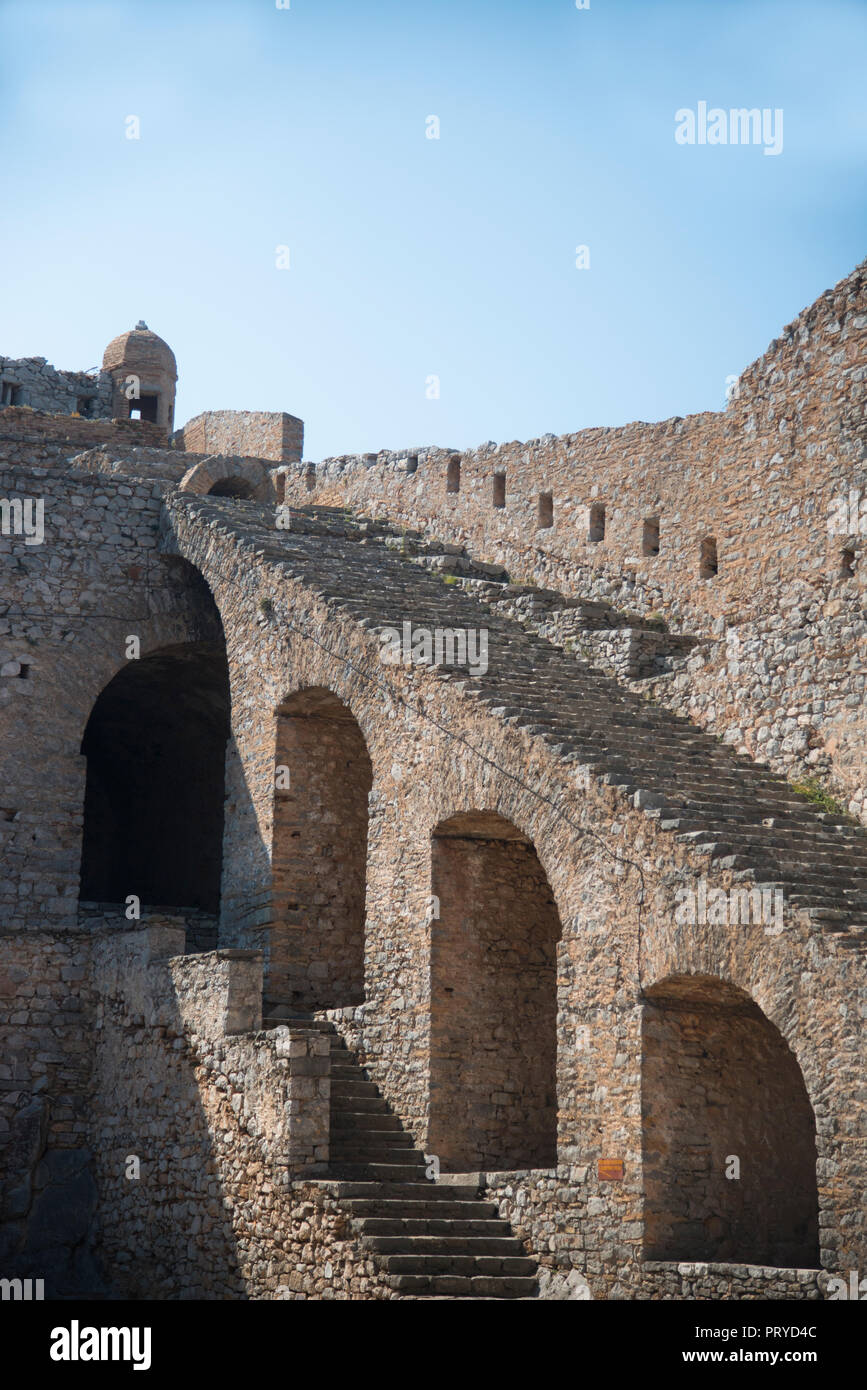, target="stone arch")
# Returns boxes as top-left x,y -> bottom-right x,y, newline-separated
178,454 -> 275,502
641,972 -> 819,1267
78,640 -> 231,913
427,809 -> 561,1172
268,686 -> 373,1011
